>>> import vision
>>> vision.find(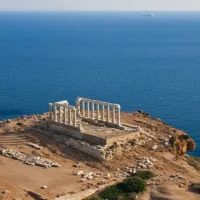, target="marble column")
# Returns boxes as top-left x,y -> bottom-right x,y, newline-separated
107,105 -> 110,122
102,104 -> 105,121
87,101 -> 90,117
92,102 -> 95,119
112,106 -> 116,124
49,103 -> 53,120
64,106 -> 67,124
68,108 -> 71,125
76,100 -> 80,116
59,105 -> 62,123
54,105 -> 57,122
82,100 -> 85,116
97,103 -> 100,120
117,106 -> 121,125
73,109 -> 77,127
